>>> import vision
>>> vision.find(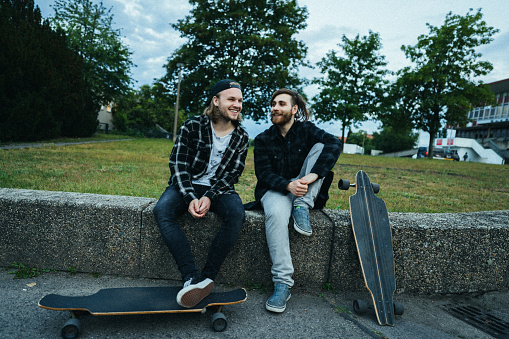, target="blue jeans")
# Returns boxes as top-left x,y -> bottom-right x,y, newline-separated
153,184 -> 245,281
261,143 -> 325,287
